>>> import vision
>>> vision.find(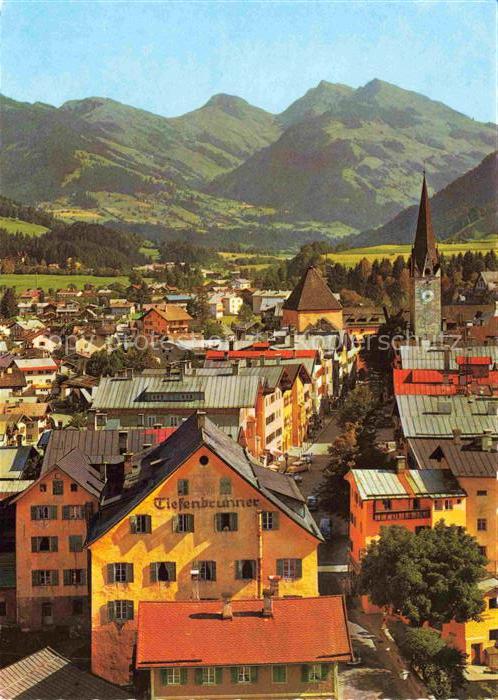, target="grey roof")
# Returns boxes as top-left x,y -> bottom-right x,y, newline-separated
399,345 -> 498,370
0,447 -> 35,479
396,395 -> 498,438
350,468 -> 464,500
91,374 -> 261,411
88,414 -> 322,545
0,647 -> 131,699
408,437 -> 498,477
349,469 -> 408,500
405,469 -> 465,497
0,480 -> 34,494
